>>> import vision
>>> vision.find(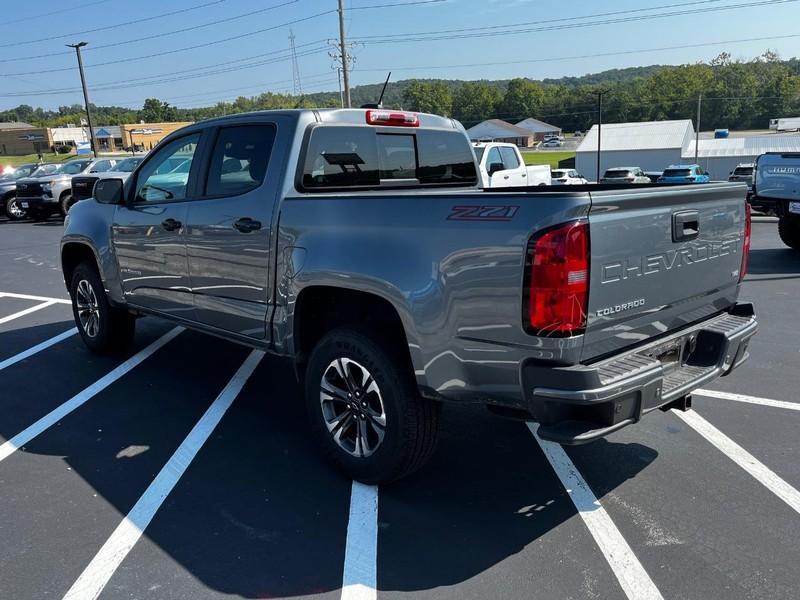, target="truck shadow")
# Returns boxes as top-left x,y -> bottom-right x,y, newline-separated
0,322 -> 657,598
746,248 -> 800,279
